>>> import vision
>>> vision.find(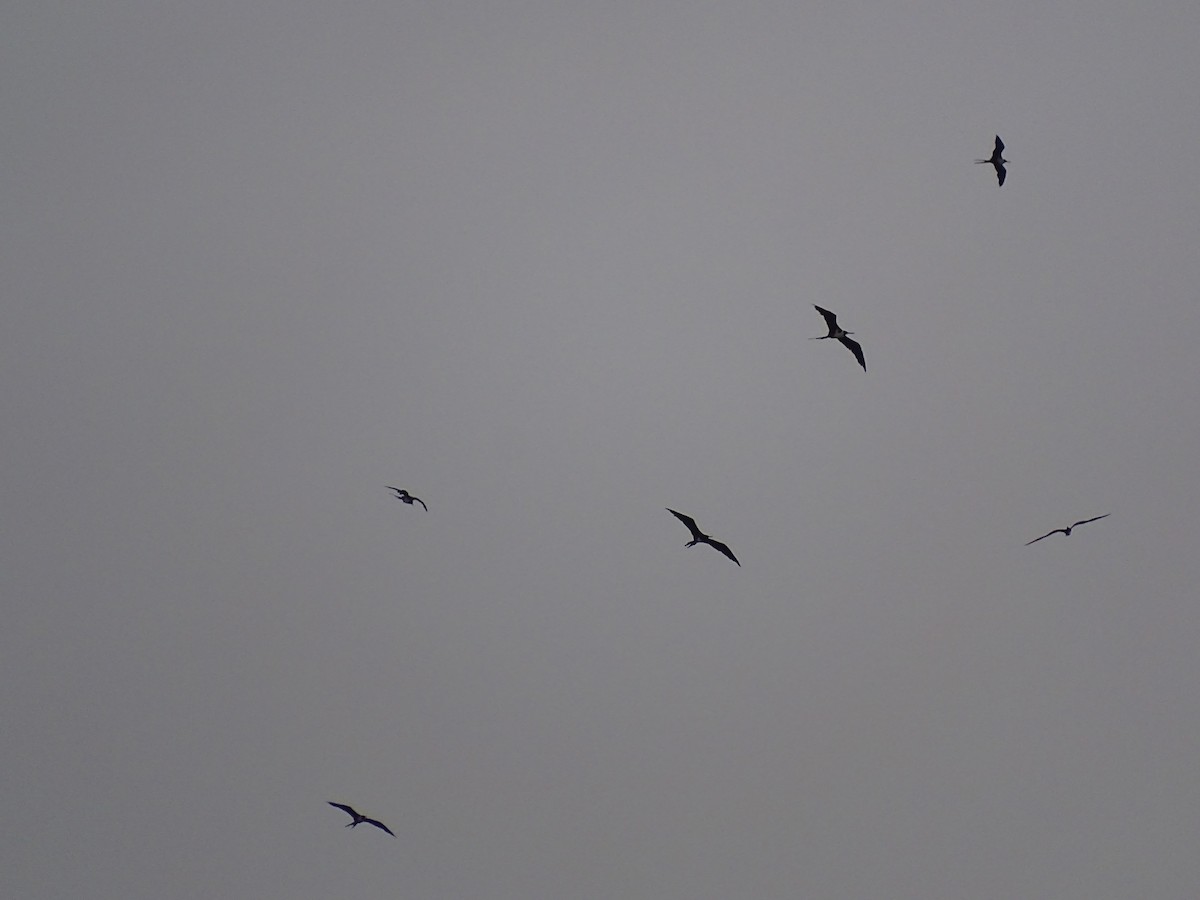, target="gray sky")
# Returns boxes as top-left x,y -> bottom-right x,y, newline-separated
4,1 -> 1200,897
